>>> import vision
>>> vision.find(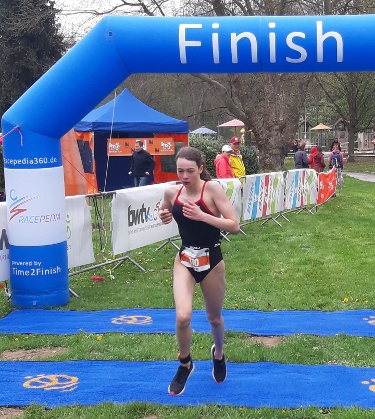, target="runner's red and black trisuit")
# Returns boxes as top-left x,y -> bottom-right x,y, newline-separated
172,182 -> 223,283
